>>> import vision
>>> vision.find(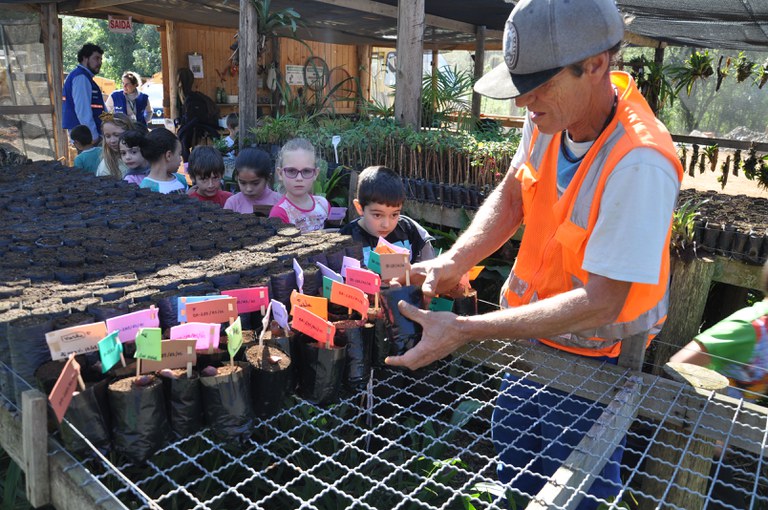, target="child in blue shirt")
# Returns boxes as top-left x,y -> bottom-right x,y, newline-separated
71,124 -> 102,174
